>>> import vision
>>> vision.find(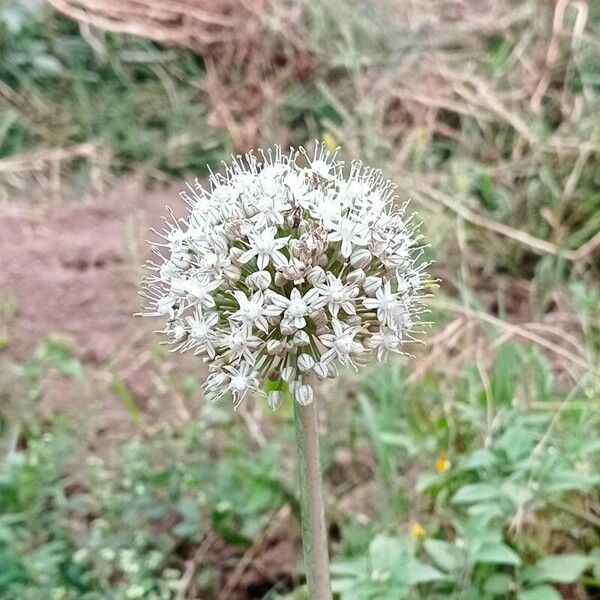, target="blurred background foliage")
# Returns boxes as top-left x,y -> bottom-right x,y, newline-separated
0,0 -> 599,598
